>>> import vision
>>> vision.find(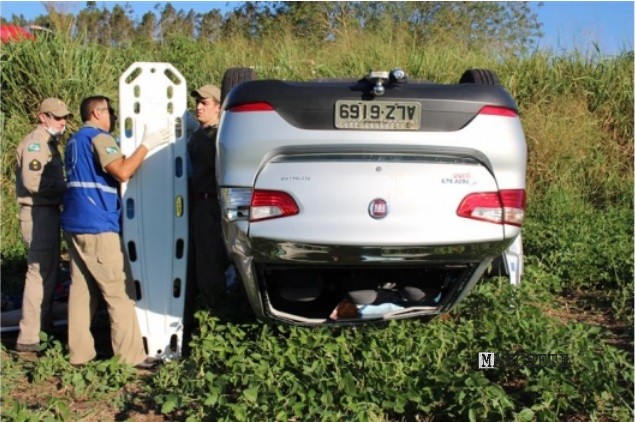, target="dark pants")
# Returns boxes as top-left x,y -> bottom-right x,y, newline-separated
189,199 -> 228,303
